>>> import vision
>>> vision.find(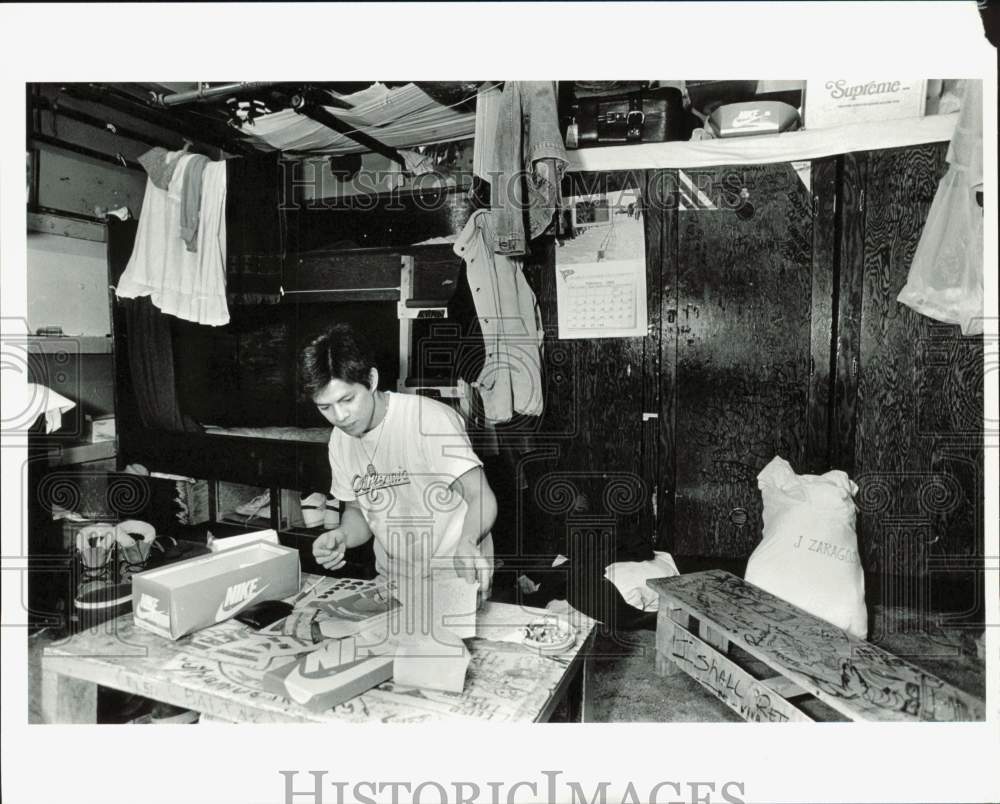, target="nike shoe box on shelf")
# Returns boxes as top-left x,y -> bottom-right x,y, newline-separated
133,537 -> 300,640
708,101 -> 801,138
